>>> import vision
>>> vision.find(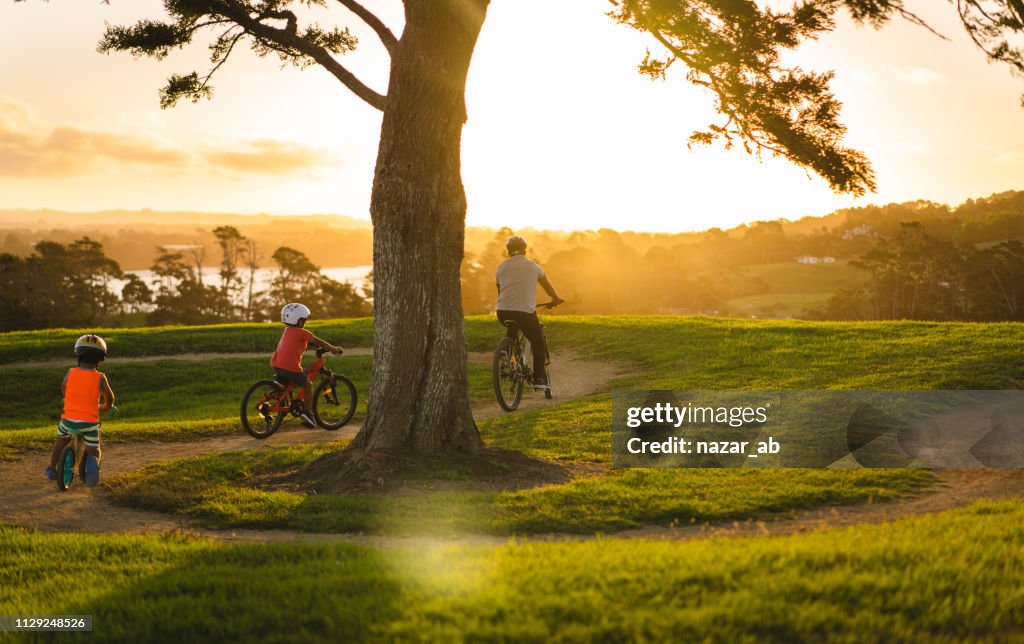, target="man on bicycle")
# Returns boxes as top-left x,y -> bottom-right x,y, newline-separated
495,236 -> 563,391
